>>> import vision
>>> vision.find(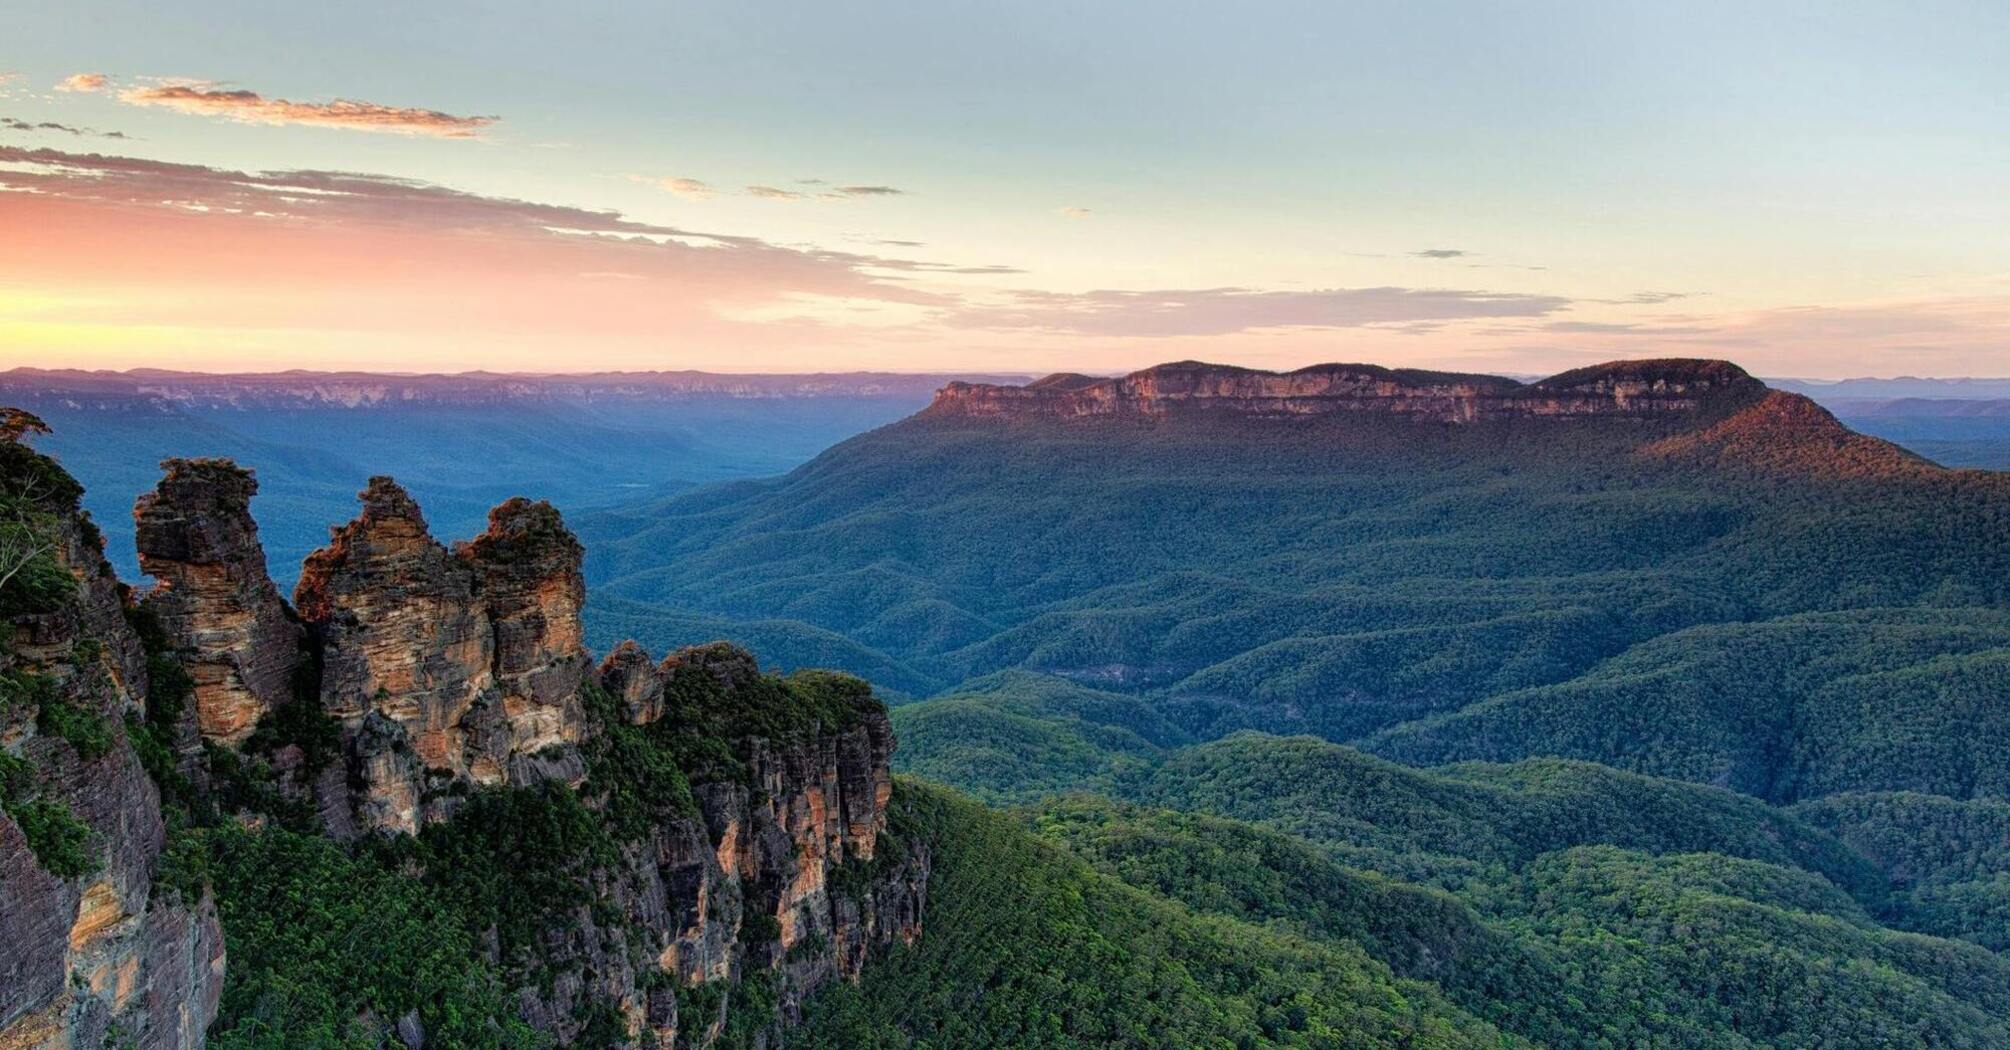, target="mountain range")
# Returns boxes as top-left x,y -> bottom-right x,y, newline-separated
6,357 -> 2010,1048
